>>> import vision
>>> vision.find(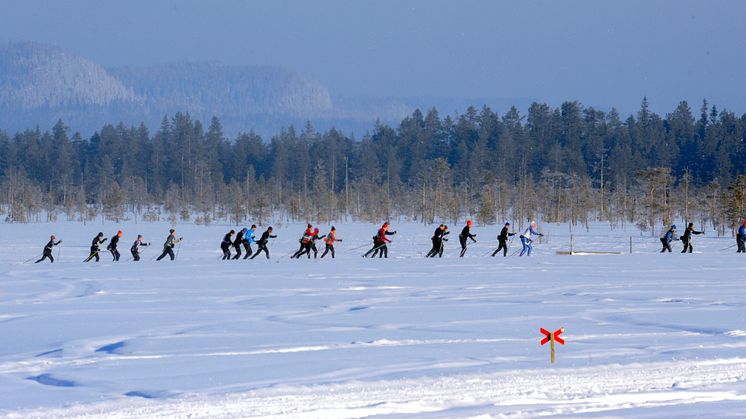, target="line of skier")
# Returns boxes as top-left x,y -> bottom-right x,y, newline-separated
80,229 -> 184,262
659,223 -> 706,253
220,224 -> 277,260
34,219 -> 743,263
